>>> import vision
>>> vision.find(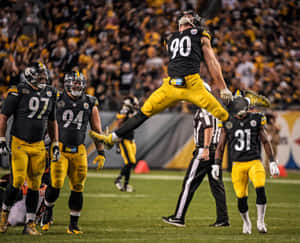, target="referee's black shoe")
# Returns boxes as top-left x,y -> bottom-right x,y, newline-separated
209,221 -> 230,227
162,215 -> 185,227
